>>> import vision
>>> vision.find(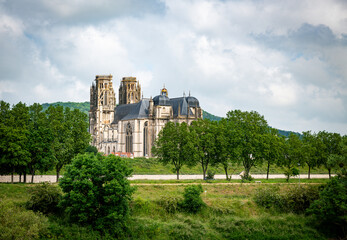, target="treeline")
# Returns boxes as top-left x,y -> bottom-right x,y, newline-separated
153,110 -> 346,181
0,100 -> 91,183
